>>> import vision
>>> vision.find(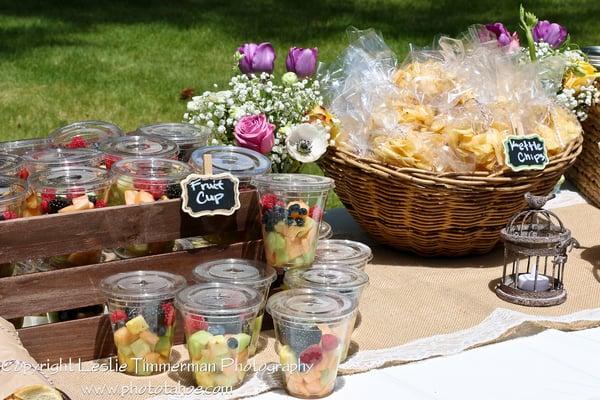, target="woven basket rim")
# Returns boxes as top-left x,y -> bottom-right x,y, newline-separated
324,135 -> 583,189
